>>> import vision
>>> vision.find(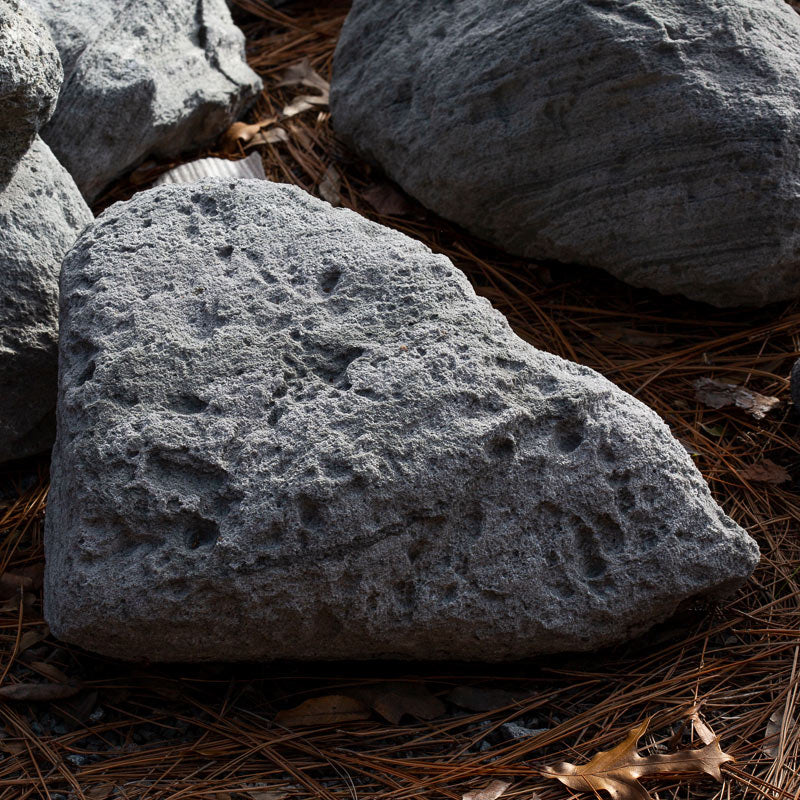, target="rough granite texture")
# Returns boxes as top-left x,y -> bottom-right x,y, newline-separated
46,179 -> 759,662
0,136 -> 93,463
331,0 -> 800,308
0,0 -> 62,186
28,0 -> 263,202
